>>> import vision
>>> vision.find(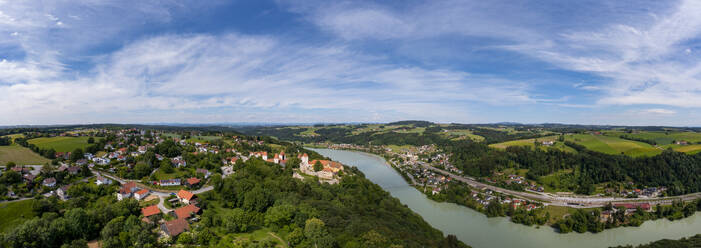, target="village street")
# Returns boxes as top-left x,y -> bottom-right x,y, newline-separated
92,170 -> 214,213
